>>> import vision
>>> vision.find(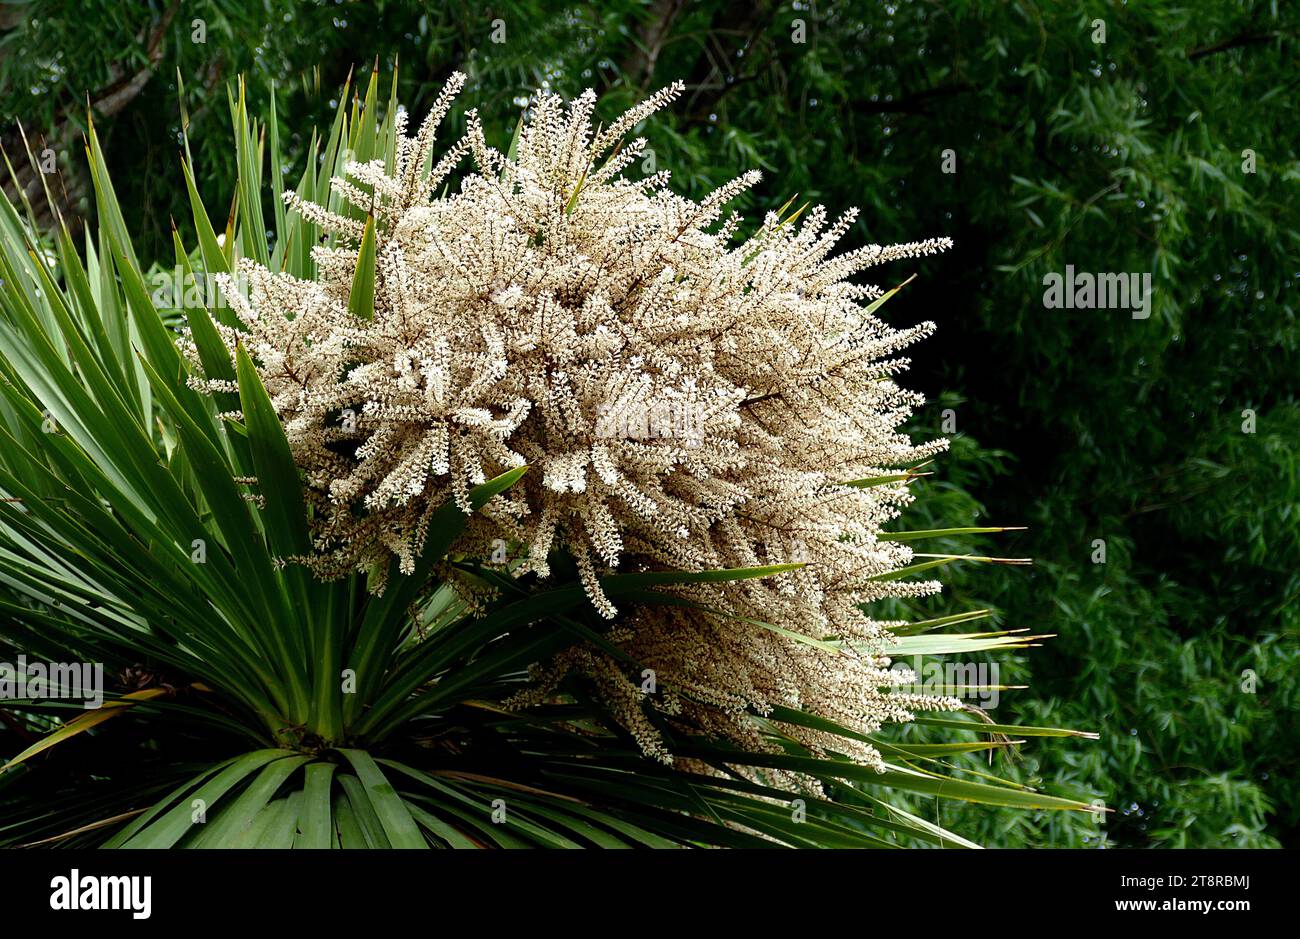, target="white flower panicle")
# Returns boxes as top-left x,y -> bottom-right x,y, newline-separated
185,75 -> 960,772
